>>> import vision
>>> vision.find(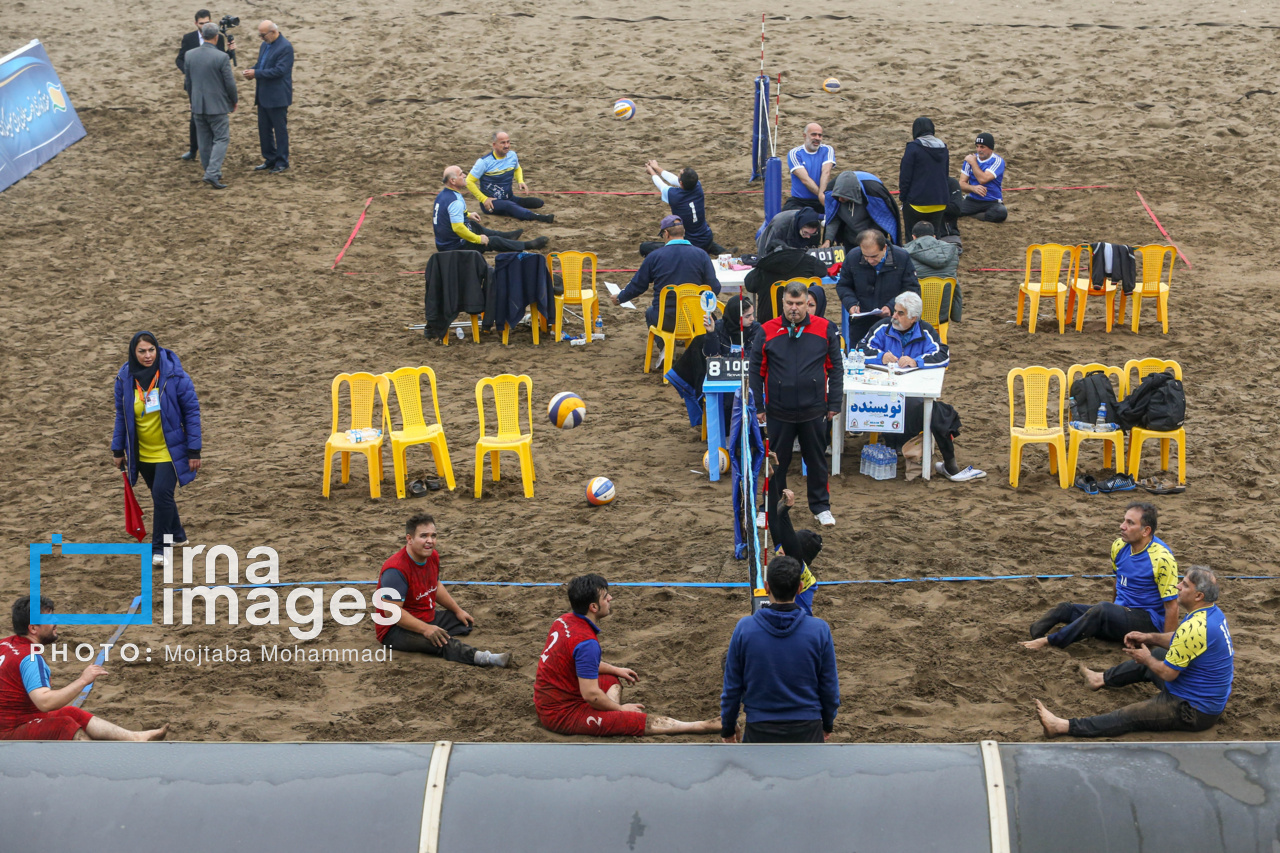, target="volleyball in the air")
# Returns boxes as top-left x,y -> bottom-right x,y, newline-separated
548,392 -> 586,429
613,98 -> 636,120
586,477 -> 616,506
703,447 -> 730,474
822,78 -> 841,94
